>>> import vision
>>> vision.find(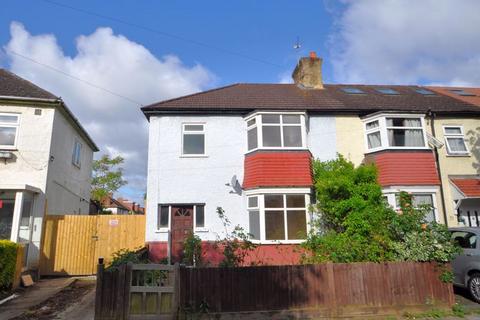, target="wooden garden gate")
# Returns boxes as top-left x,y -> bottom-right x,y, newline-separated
39,214 -> 145,275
